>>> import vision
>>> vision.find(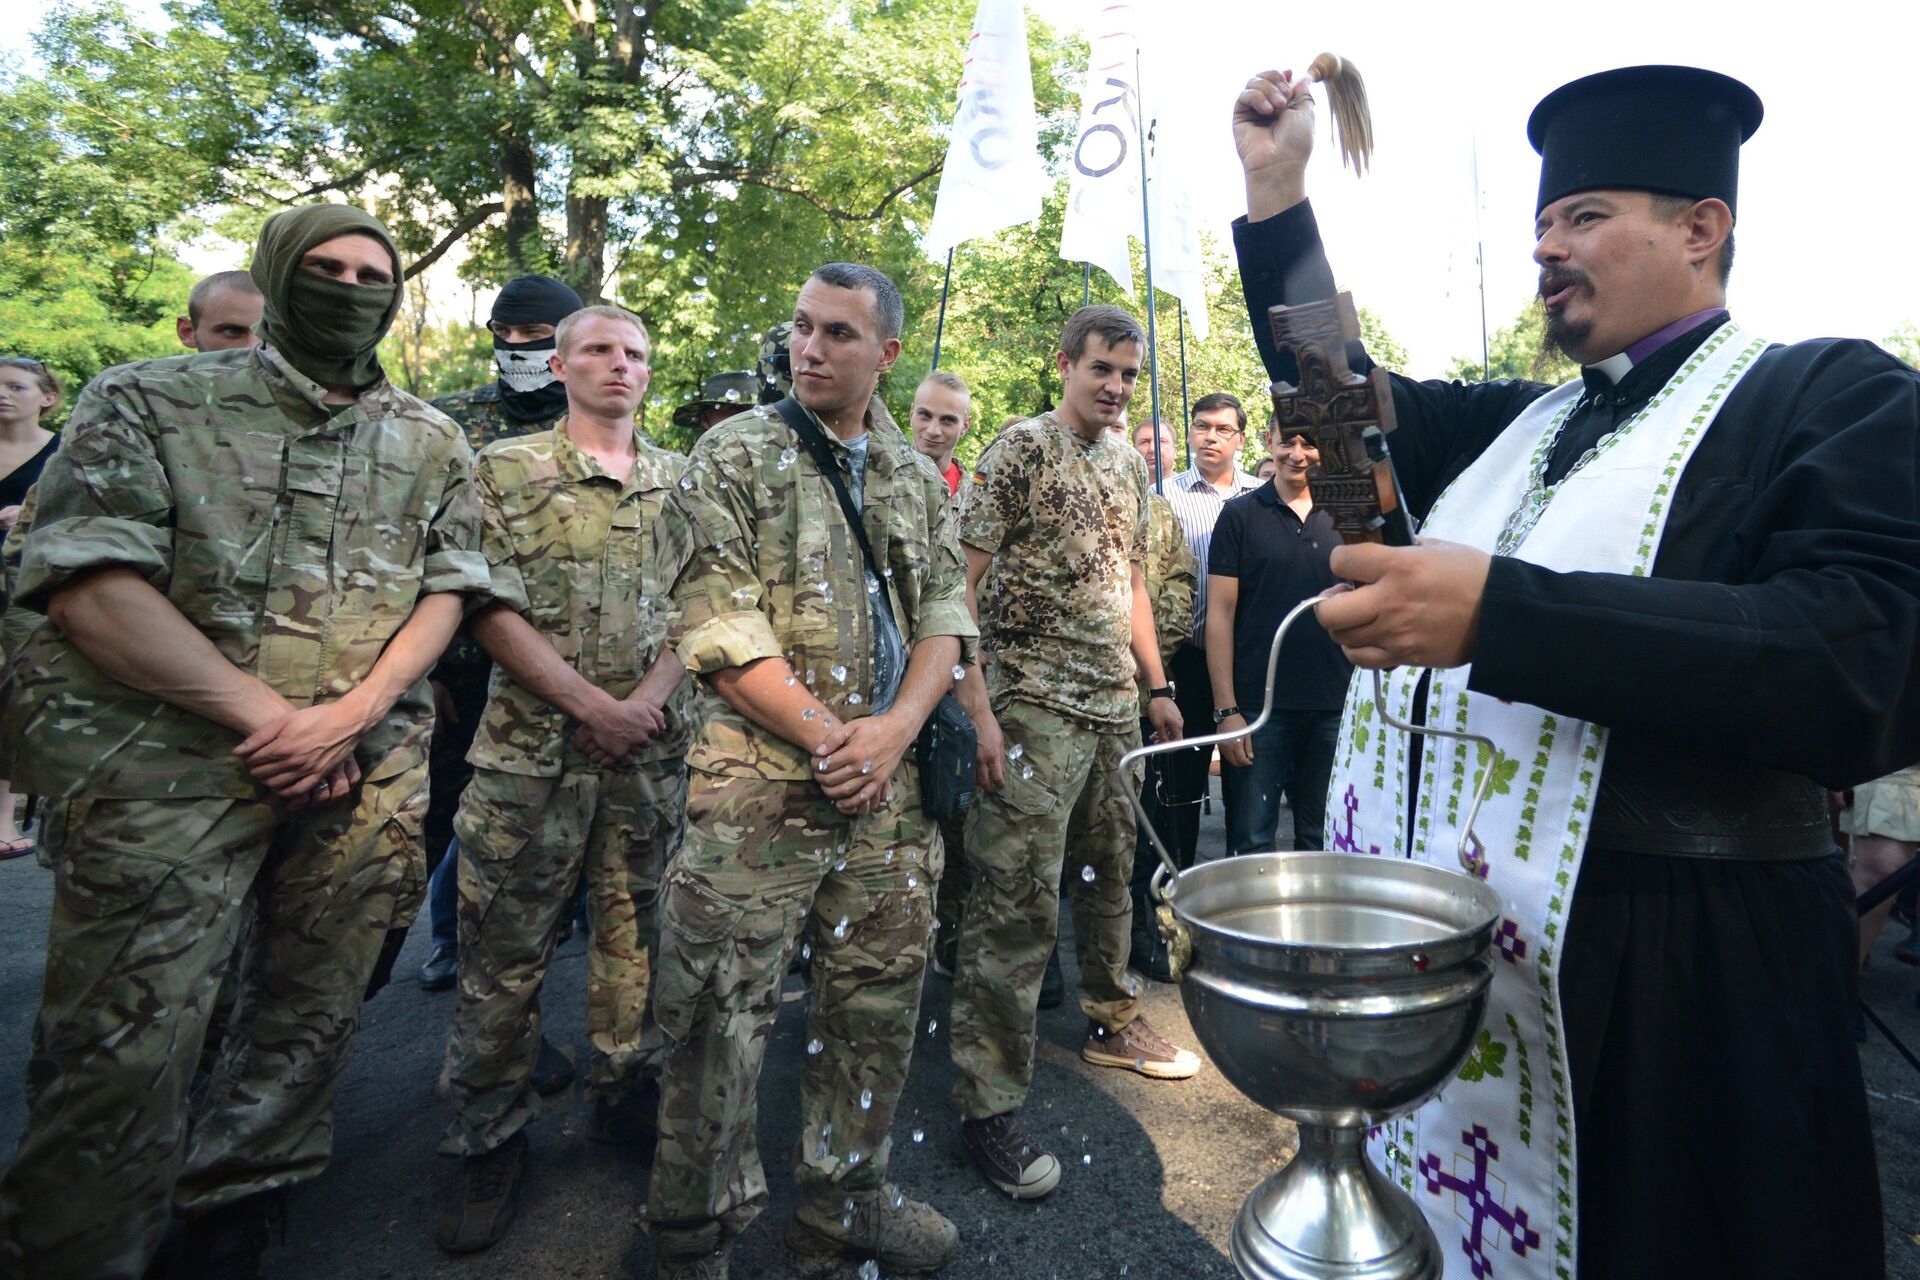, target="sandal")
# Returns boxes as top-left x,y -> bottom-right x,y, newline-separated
0,837 -> 35,862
